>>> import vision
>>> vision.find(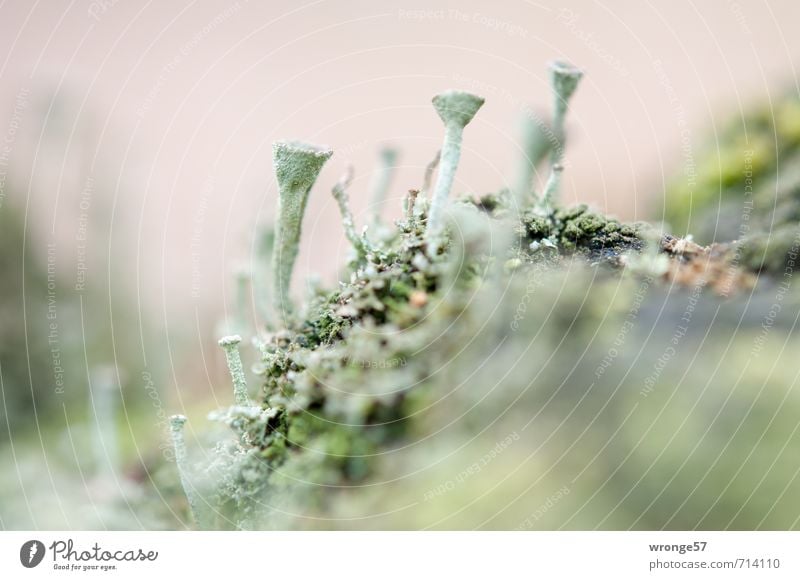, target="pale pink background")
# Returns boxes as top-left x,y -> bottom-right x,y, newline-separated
1,0 -> 798,351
